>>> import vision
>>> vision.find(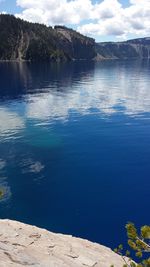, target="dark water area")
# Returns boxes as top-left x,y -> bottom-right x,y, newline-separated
0,60 -> 150,249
